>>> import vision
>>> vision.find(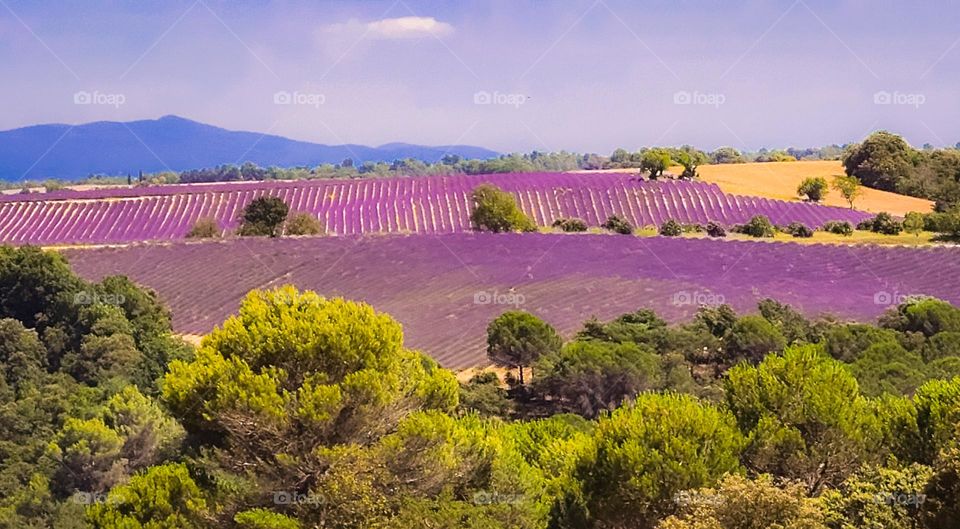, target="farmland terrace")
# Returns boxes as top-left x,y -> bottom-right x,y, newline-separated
0,172 -> 870,245
63,233 -> 960,368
